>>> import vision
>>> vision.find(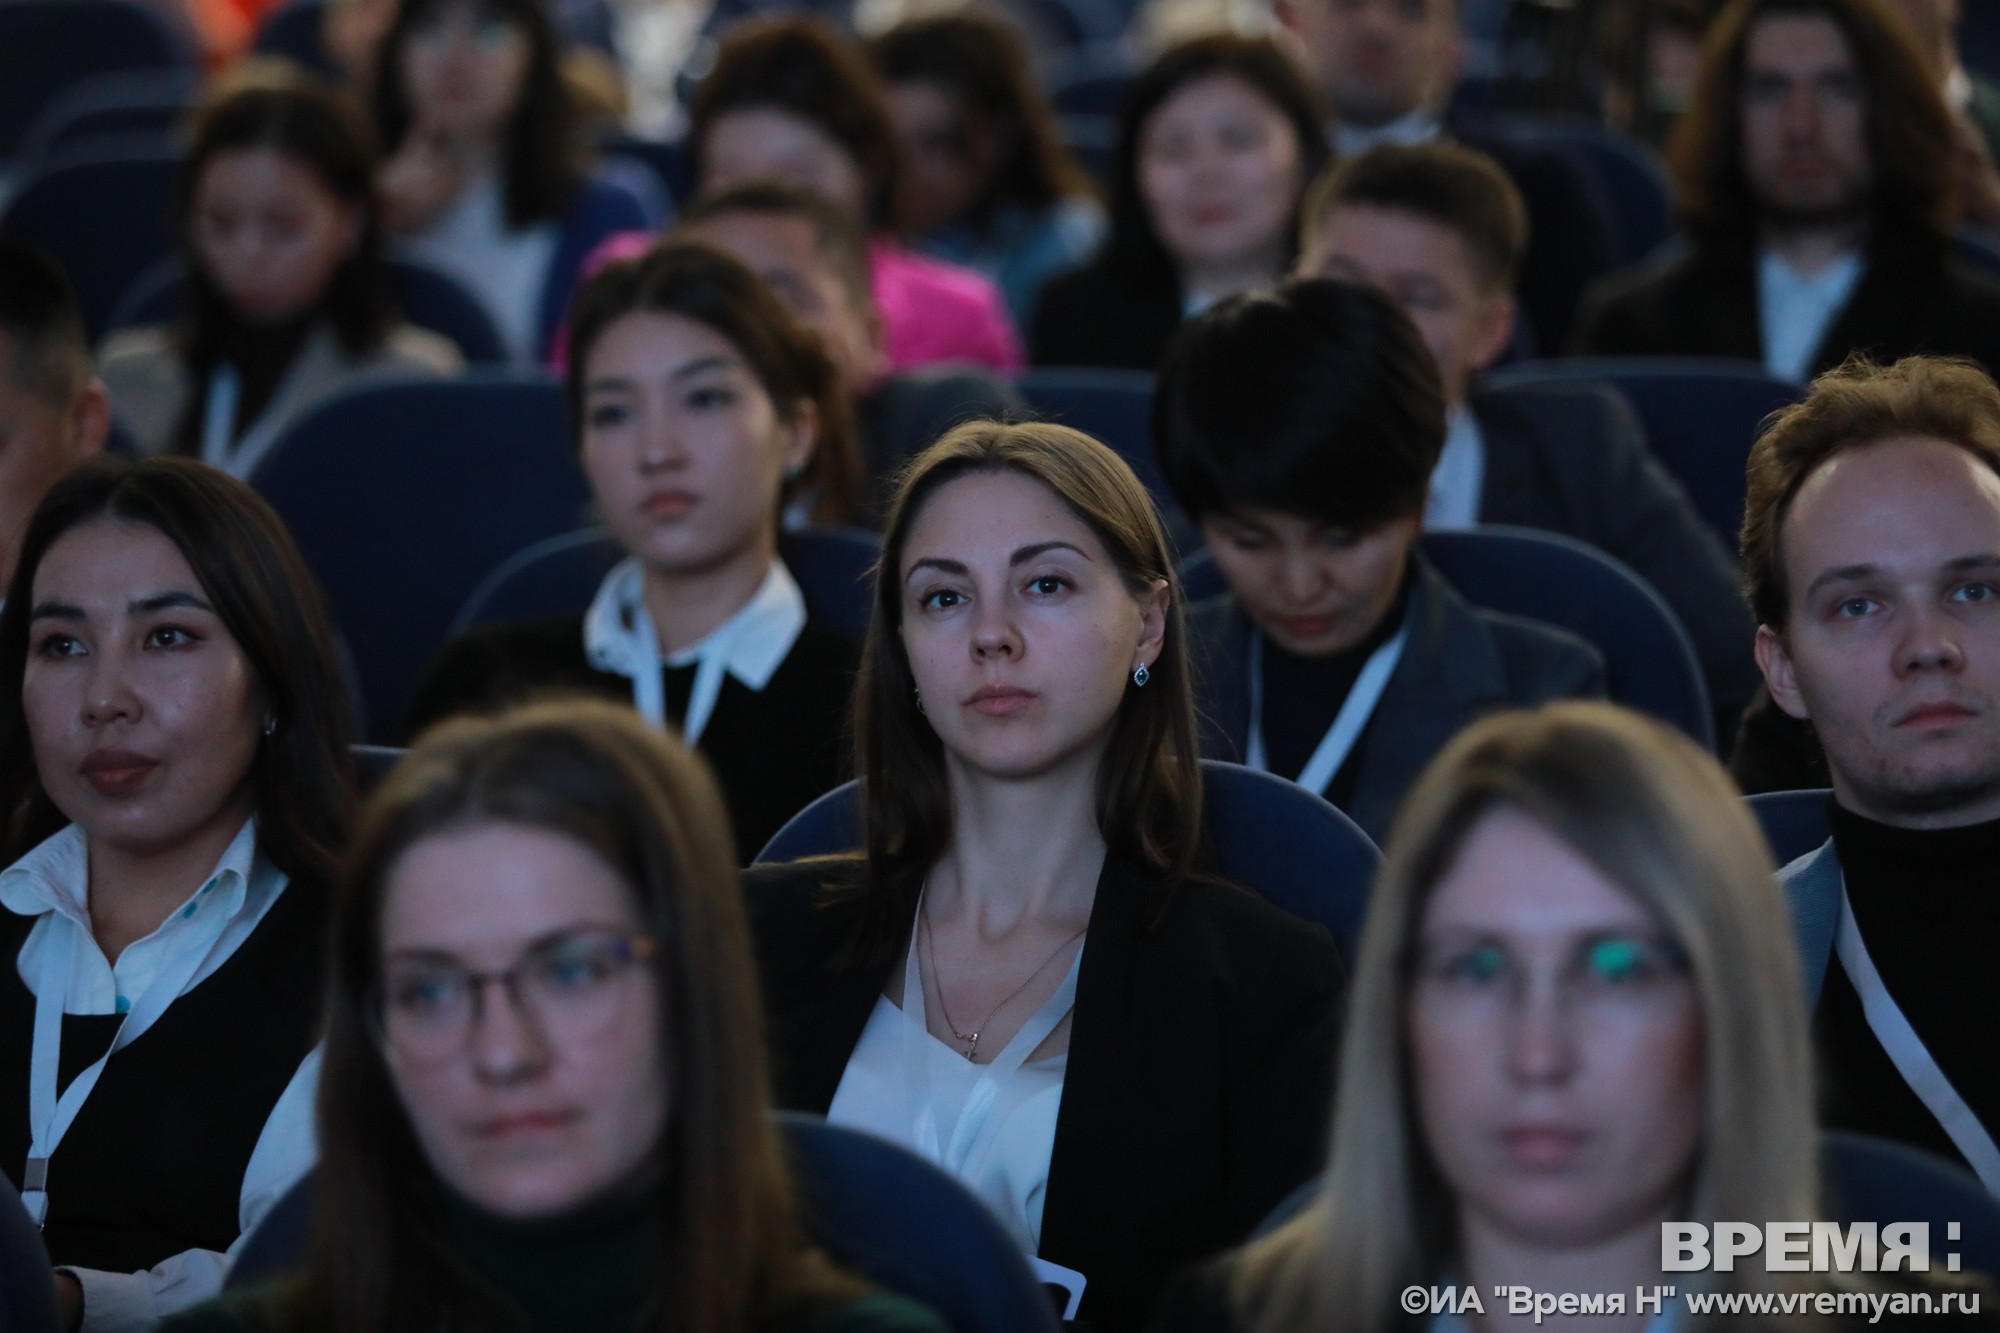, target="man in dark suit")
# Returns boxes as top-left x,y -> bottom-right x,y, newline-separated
677,185 -> 1024,516
1572,0 -> 2000,382
1273,0 -> 1623,349
1157,276 -> 1606,840
1297,142 -> 1759,746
